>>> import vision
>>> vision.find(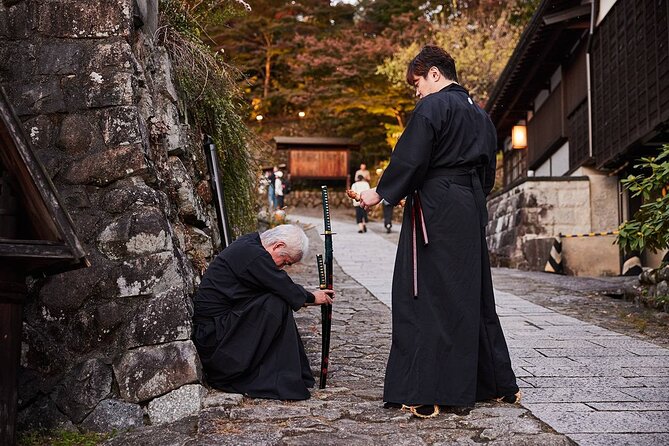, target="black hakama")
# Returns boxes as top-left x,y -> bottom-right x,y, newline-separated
377,84 -> 518,407
192,233 -> 315,400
